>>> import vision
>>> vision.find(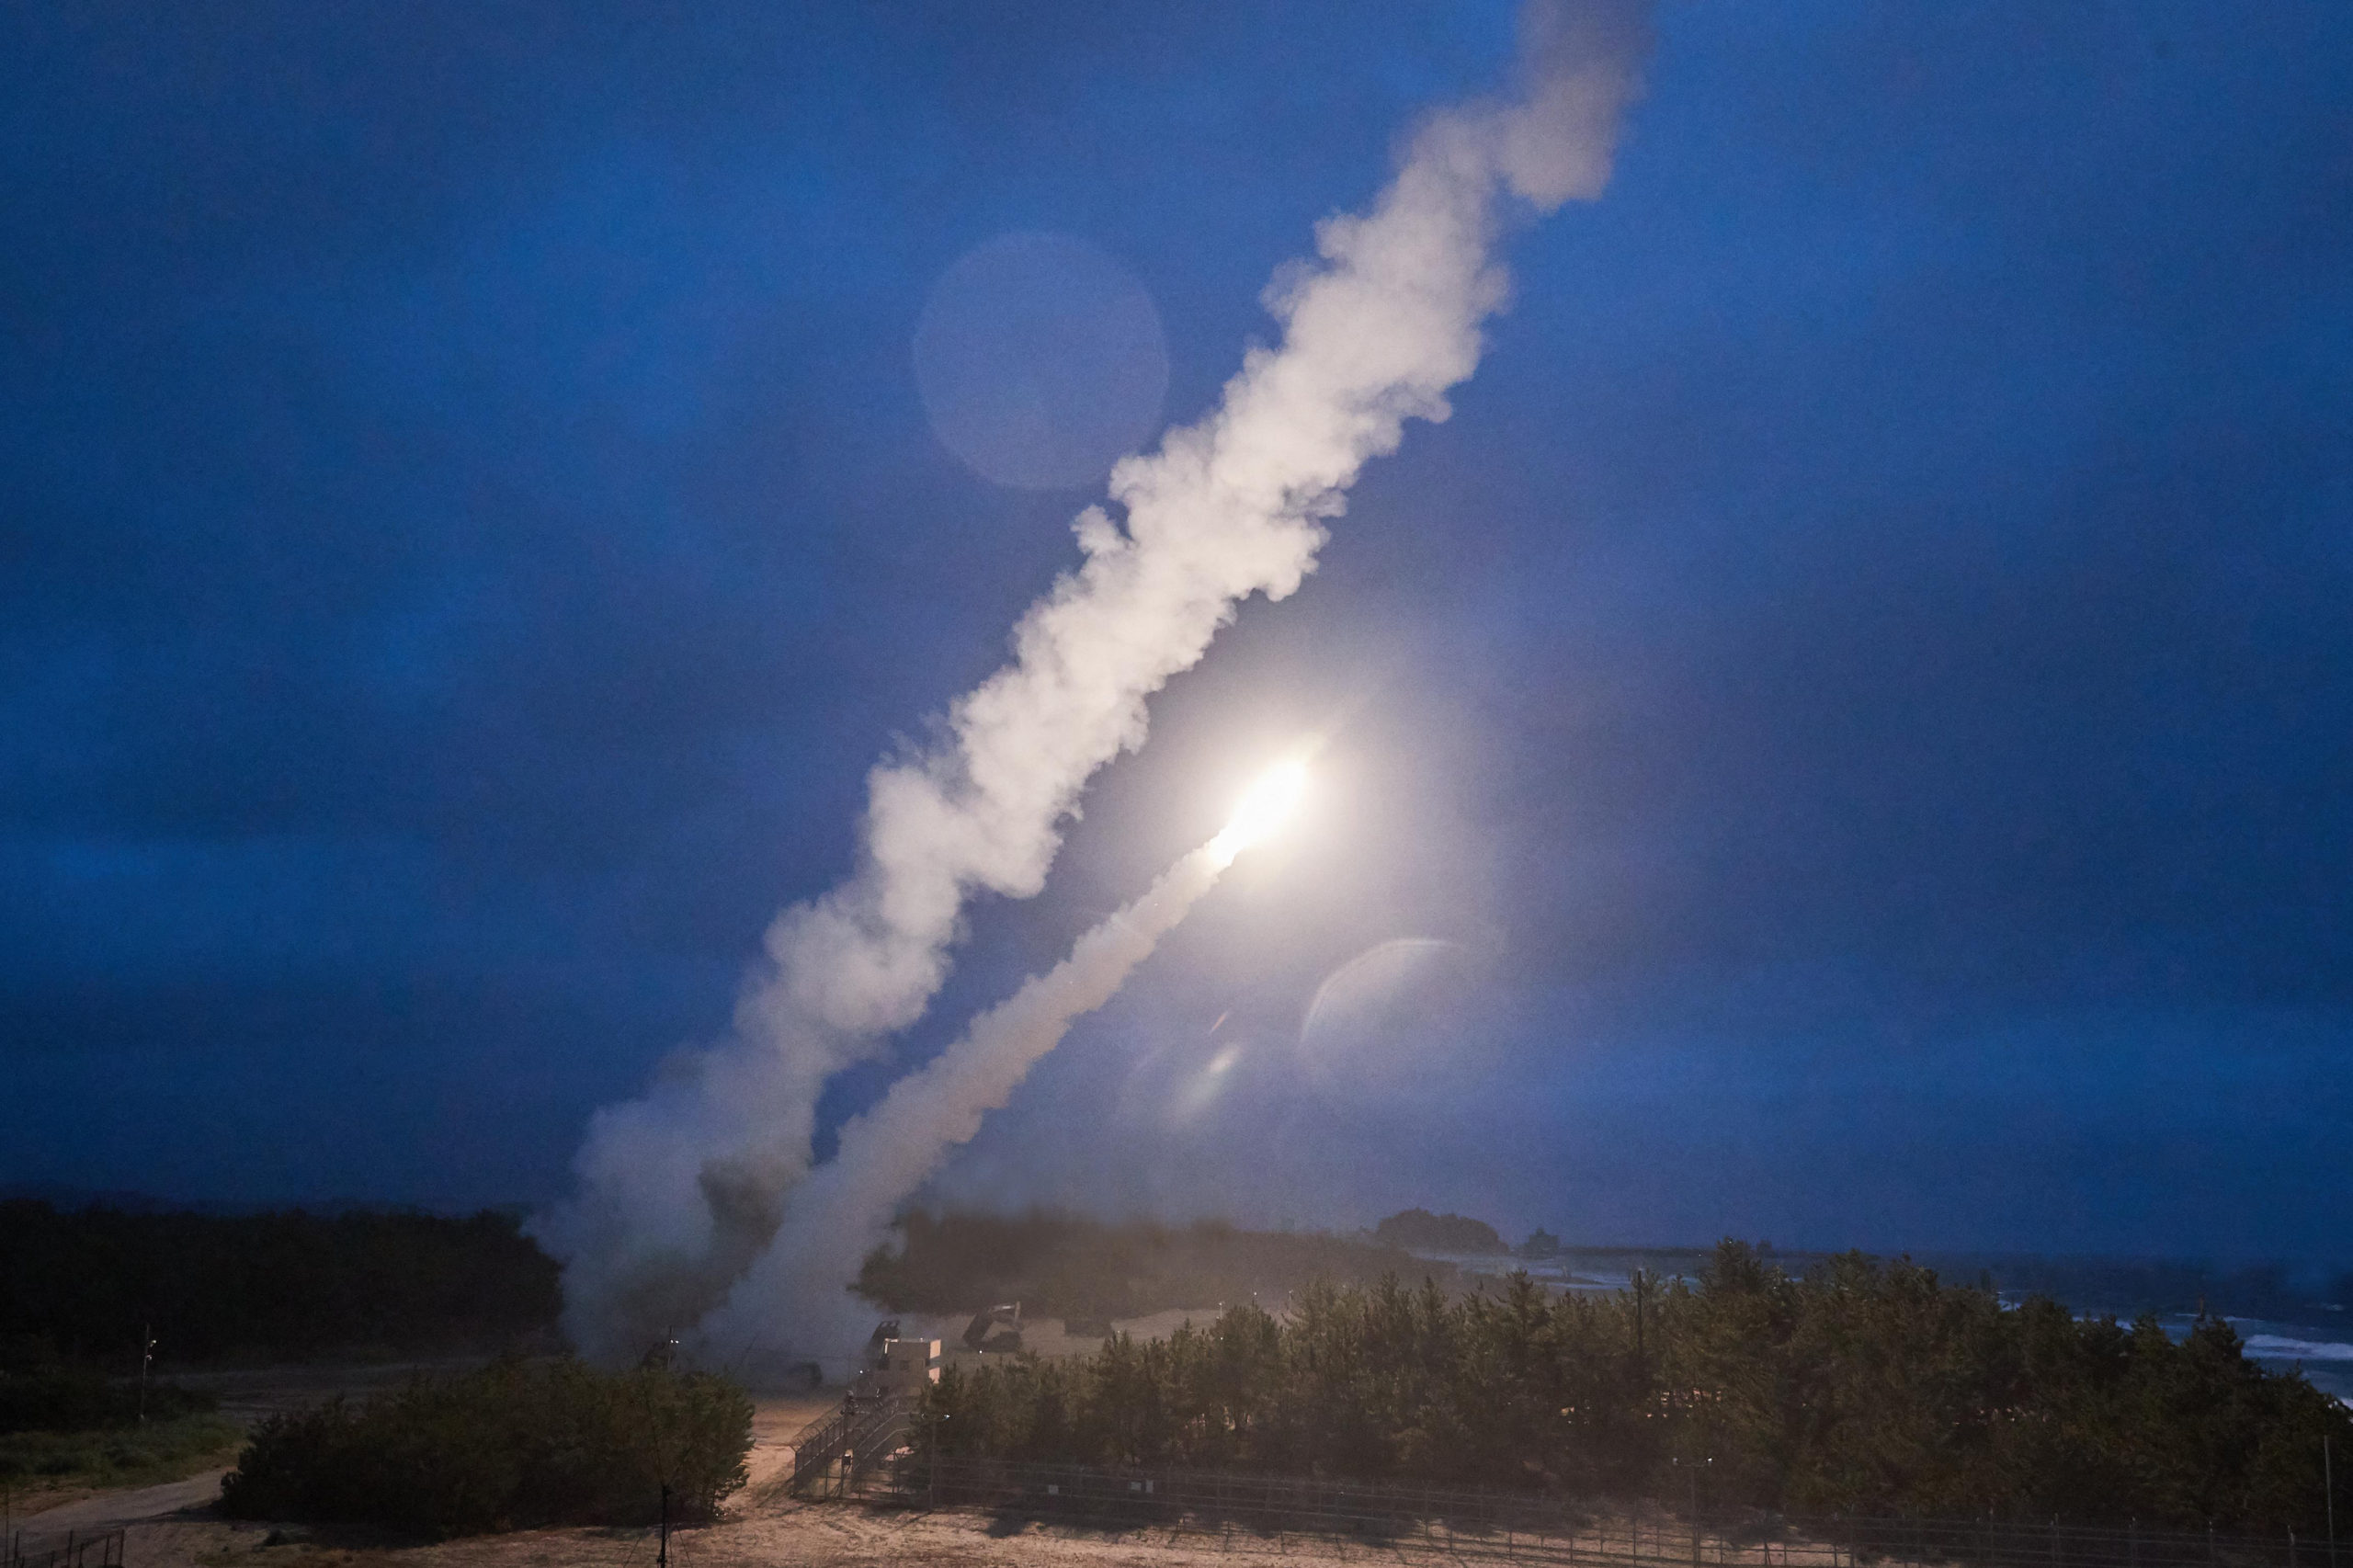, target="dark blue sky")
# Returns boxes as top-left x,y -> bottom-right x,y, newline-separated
6,3 -> 2348,1260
